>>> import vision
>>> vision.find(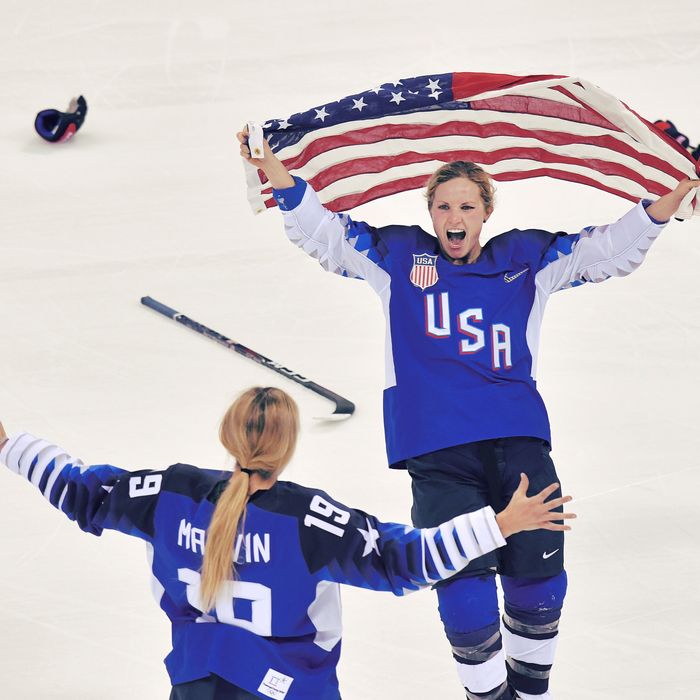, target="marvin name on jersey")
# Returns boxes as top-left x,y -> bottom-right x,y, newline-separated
178,518 -> 271,563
